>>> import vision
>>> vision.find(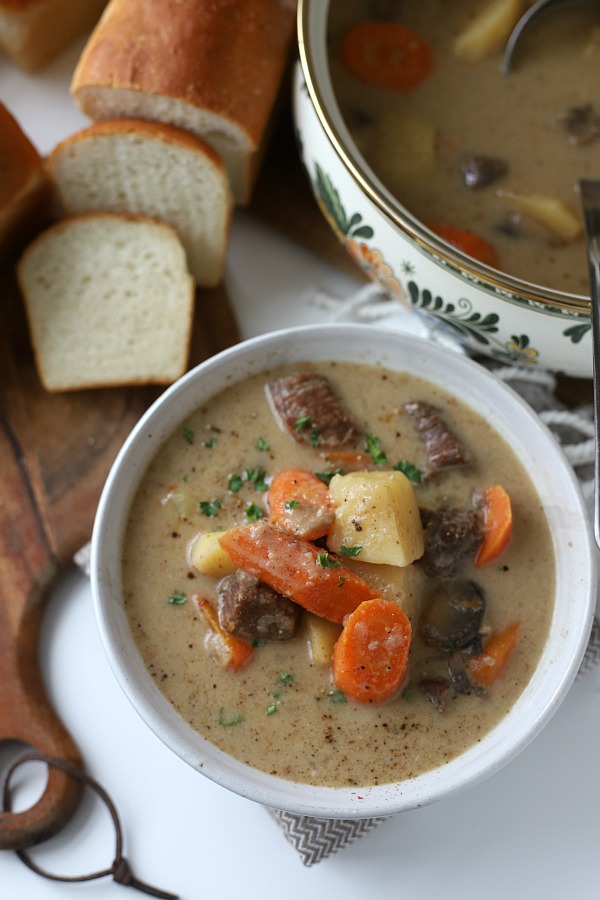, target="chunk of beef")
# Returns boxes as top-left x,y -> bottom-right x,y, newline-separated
404,401 -> 468,474
217,570 -> 300,643
461,155 -> 509,189
267,373 -> 361,448
420,507 -> 483,577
